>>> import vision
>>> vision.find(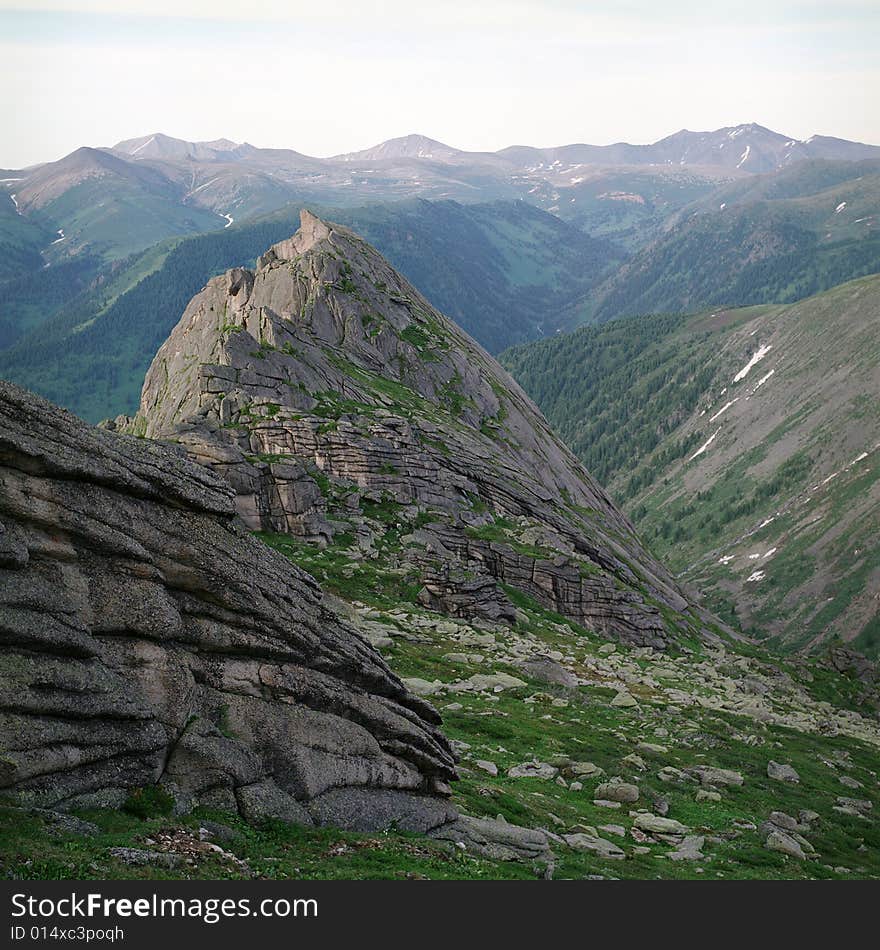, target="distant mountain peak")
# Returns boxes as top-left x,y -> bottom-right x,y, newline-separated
112,133 -> 242,161
331,133 -> 461,162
